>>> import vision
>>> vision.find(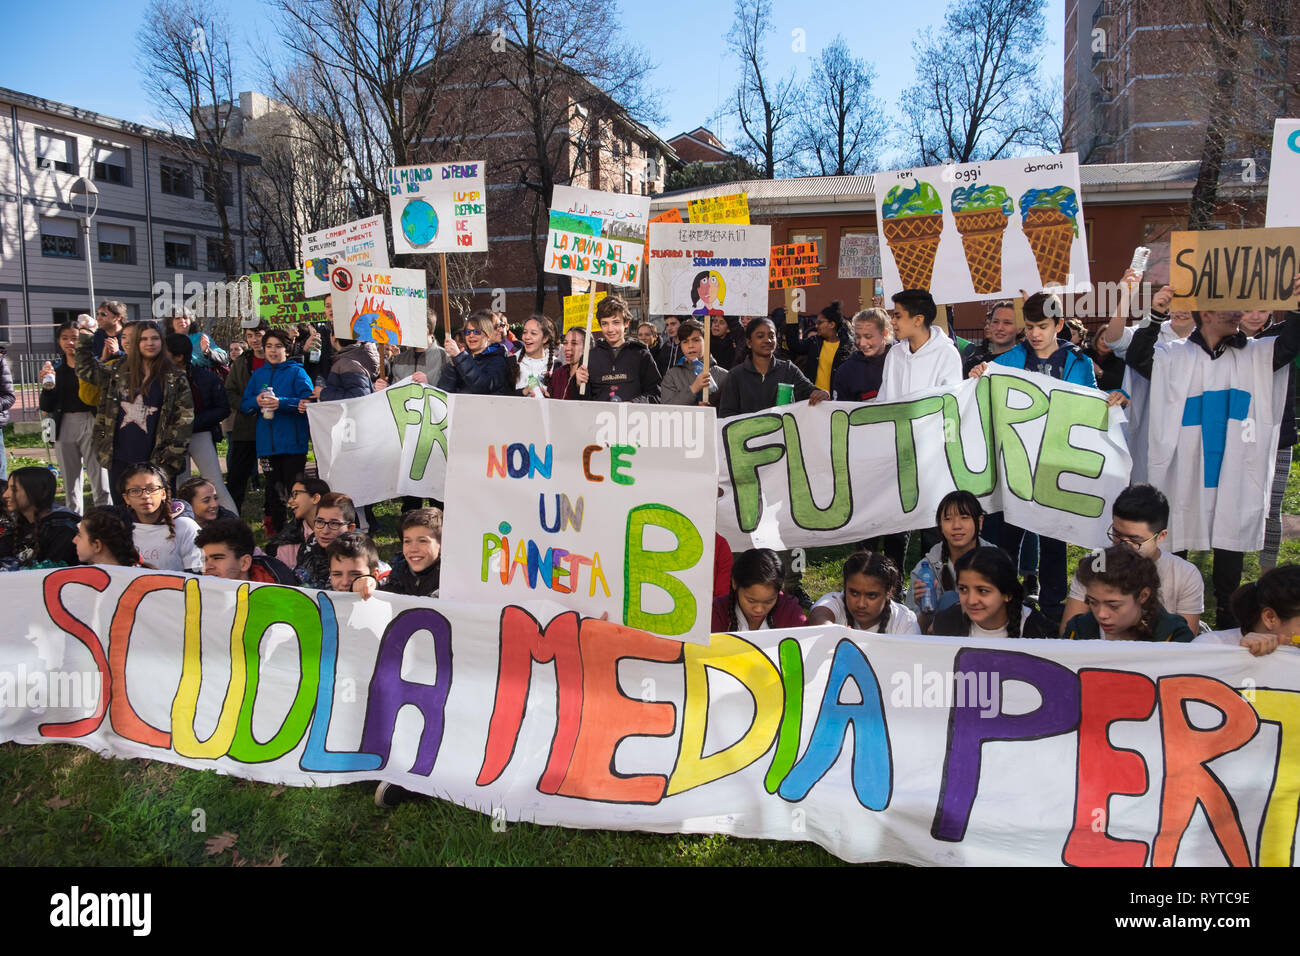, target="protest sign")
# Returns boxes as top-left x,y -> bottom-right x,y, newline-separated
307,376 -> 450,506
328,265 -> 428,347
688,192 -> 750,225
838,233 -> 881,279
648,223 -> 772,318
4,565 -> 1295,867
650,207 -> 683,224
874,153 -> 1089,302
387,161 -> 487,256
546,185 -> 649,287
717,366 -> 1130,552
562,291 -> 606,332
441,397 -> 718,642
1169,227 -> 1300,310
769,241 -> 820,289
301,216 -> 390,297
1266,119 -> 1300,228
251,269 -> 326,324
